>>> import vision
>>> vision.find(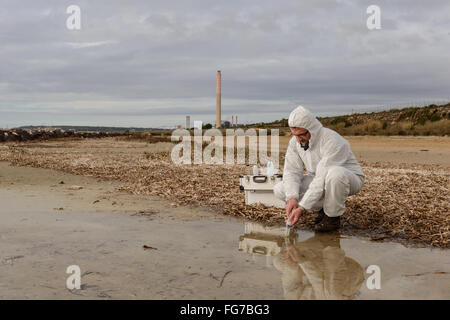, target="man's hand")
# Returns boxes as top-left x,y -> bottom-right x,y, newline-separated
285,207 -> 303,228
285,245 -> 306,265
285,245 -> 311,265
285,198 -> 298,218
285,246 -> 301,267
